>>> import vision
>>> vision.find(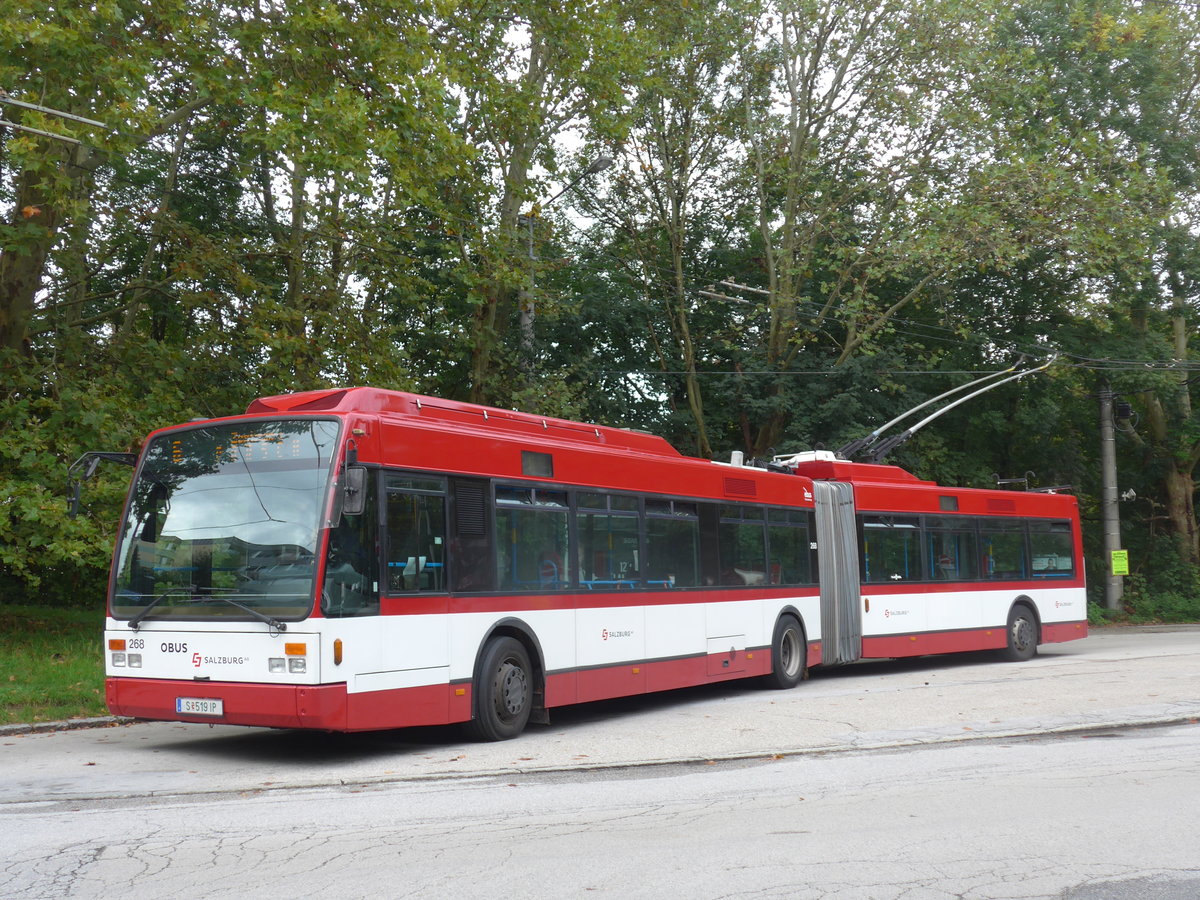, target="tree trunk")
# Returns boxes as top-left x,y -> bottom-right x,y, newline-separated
1162,464 -> 1199,565
0,166 -> 62,353
1141,383 -> 1200,568
1,98 -> 208,358
751,401 -> 788,459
